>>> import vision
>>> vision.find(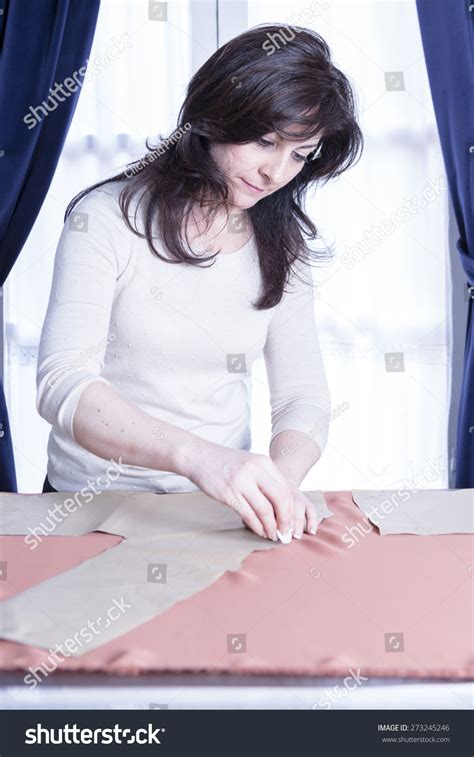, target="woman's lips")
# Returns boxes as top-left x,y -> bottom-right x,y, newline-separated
240,177 -> 264,194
